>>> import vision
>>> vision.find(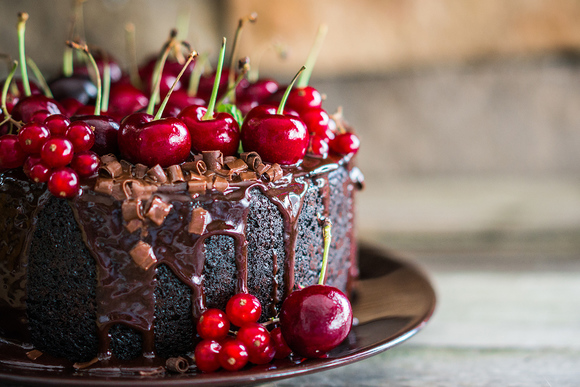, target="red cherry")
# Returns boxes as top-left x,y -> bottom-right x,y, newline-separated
70,151 -> 100,178
0,134 -> 27,170
74,53 -> 123,84
285,86 -> 323,113
300,108 -> 334,140
236,323 -> 271,357
177,105 -> 240,156
44,114 -> 71,137
218,339 -> 249,372
11,95 -> 64,123
28,161 -> 52,183
106,83 -> 149,121
66,121 -> 95,152
225,293 -> 262,327
118,113 -> 191,167
194,339 -> 222,373
47,167 -> 80,198
308,135 -> 329,158
270,327 -> 292,359
167,89 -> 206,110
280,284 -> 353,358
41,138 -> 74,168
49,74 -> 97,105
197,69 -> 230,102
248,344 -> 276,365
58,98 -> 85,117
29,110 -> 51,124
197,309 -> 230,341
236,78 -> 279,116
72,115 -> 120,156
329,132 -> 360,155
17,122 -> 51,154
